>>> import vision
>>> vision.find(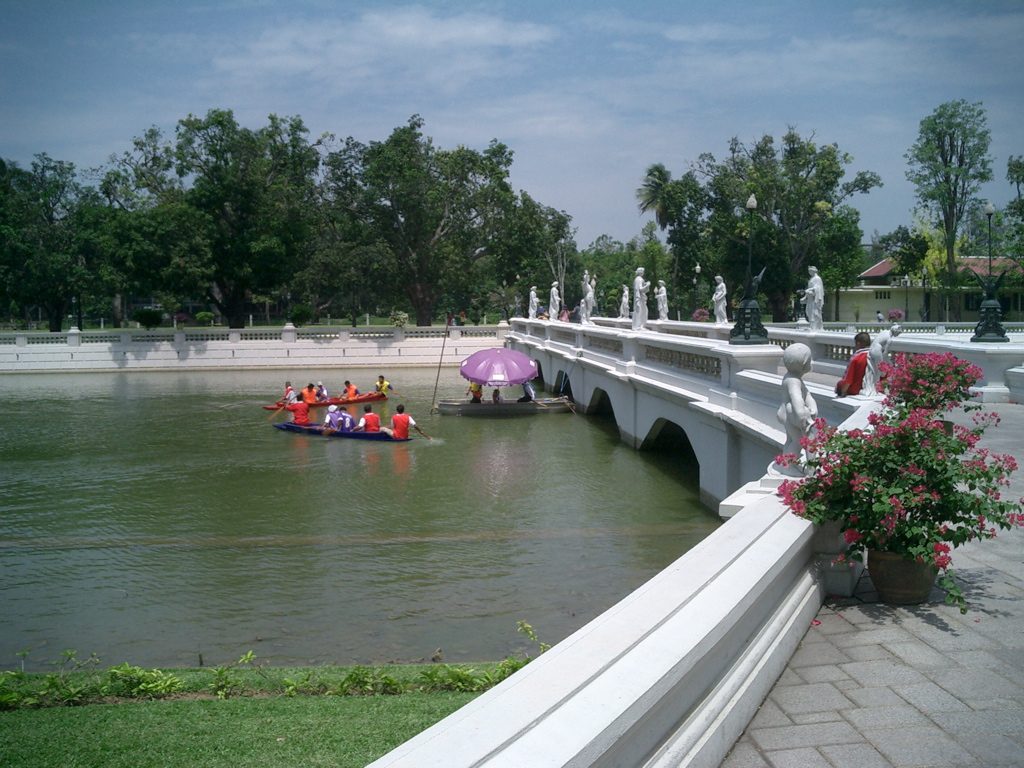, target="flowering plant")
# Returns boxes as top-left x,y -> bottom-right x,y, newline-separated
887,309 -> 905,321
691,308 -> 710,322
777,353 -> 1023,612
880,352 -> 983,415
